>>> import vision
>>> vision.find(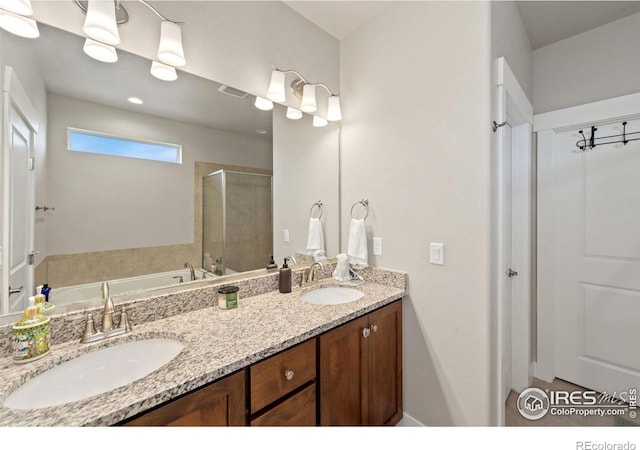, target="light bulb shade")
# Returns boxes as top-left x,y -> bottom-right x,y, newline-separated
267,70 -> 286,103
0,9 -> 38,38
286,107 -> 302,120
313,116 -> 328,127
83,0 -> 120,46
83,38 -> 117,63
0,0 -> 33,16
150,61 -> 178,81
157,21 -> 185,67
327,96 -> 342,121
301,84 -> 317,113
255,96 -> 273,111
